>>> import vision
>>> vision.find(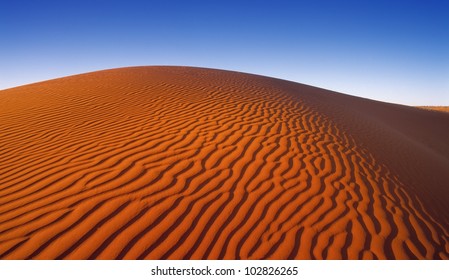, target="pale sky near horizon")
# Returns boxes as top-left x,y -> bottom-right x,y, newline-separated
1,0 -> 448,106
